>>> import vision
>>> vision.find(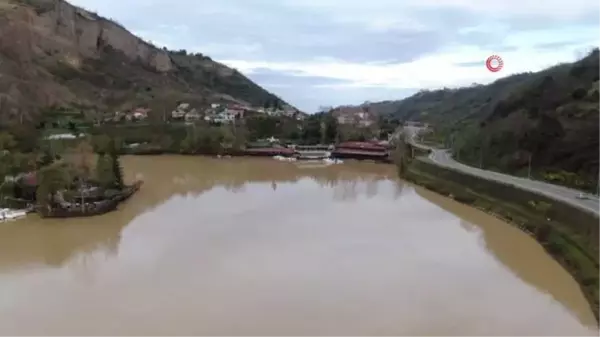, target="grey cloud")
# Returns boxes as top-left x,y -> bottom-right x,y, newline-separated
534,41 -> 584,51
579,12 -> 600,26
498,46 -> 519,52
454,61 -> 484,67
242,68 -> 417,112
74,0 -> 487,64
246,69 -> 350,87
506,12 -> 599,32
73,0 -> 596,65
